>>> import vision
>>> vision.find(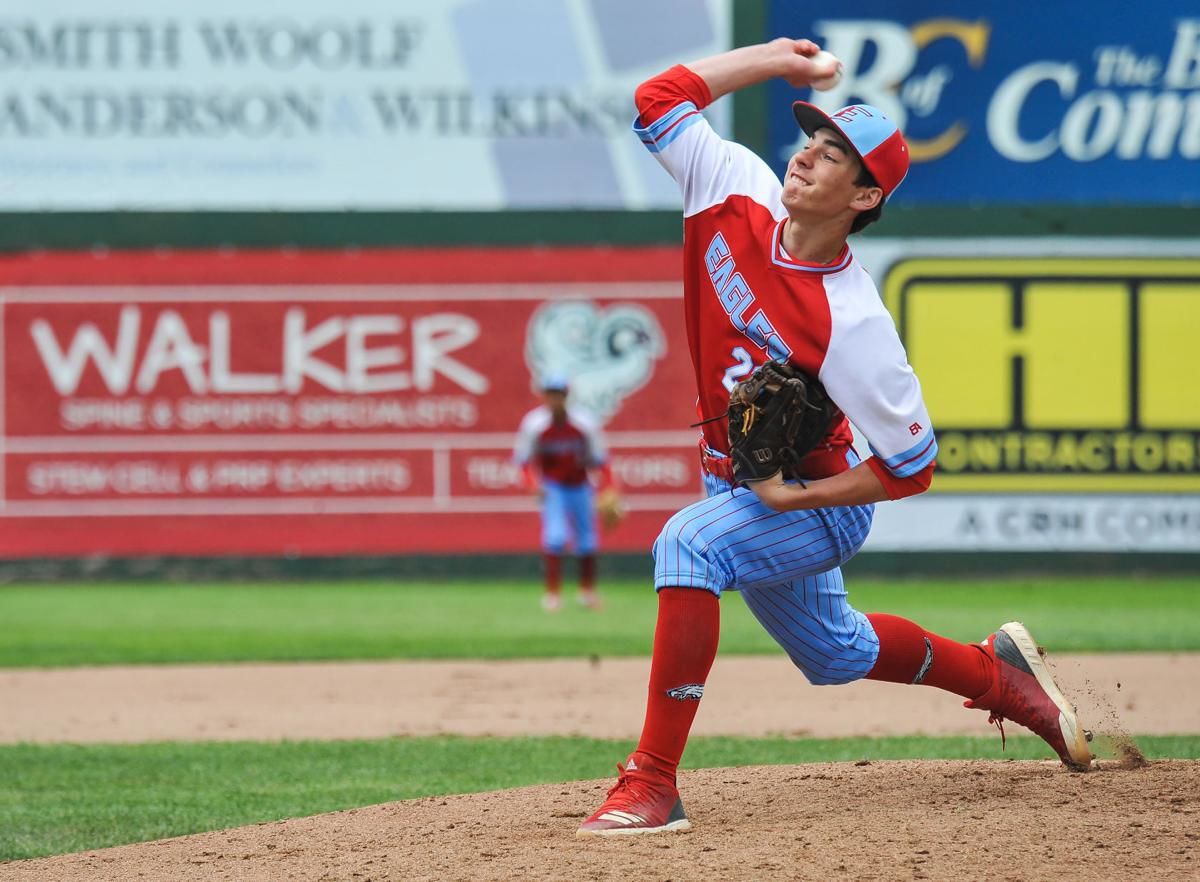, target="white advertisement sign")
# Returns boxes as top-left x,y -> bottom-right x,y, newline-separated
0,0 -> 730,210
867,496 -> 1200,552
